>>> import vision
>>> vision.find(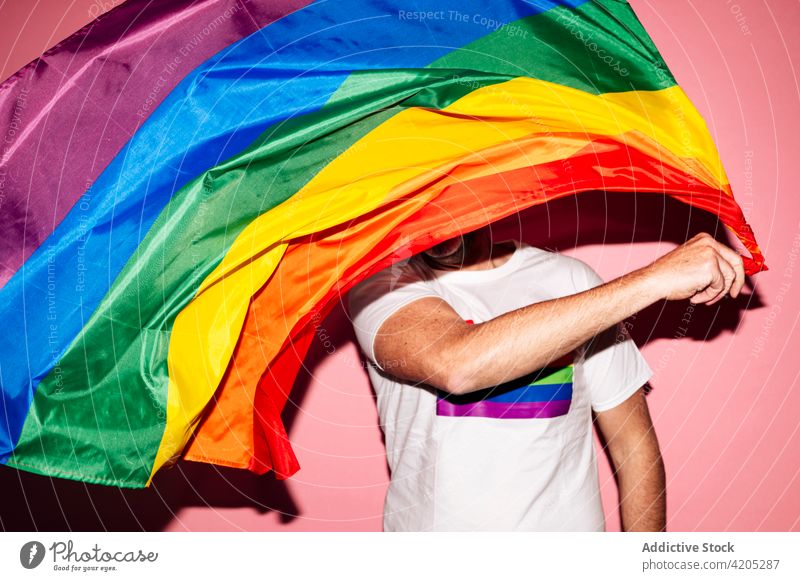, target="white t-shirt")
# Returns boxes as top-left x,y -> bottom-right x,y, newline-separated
347,240 -> 653,531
